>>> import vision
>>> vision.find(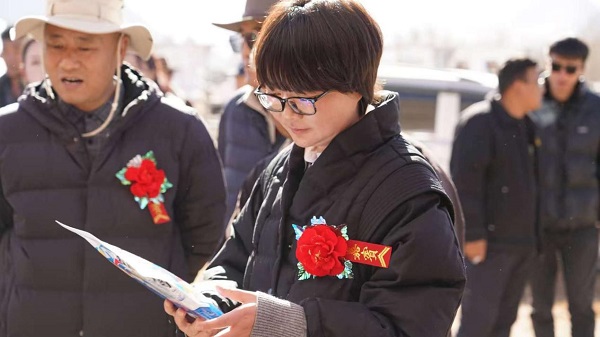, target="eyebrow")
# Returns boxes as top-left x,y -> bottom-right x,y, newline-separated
46,33 -> 99,43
